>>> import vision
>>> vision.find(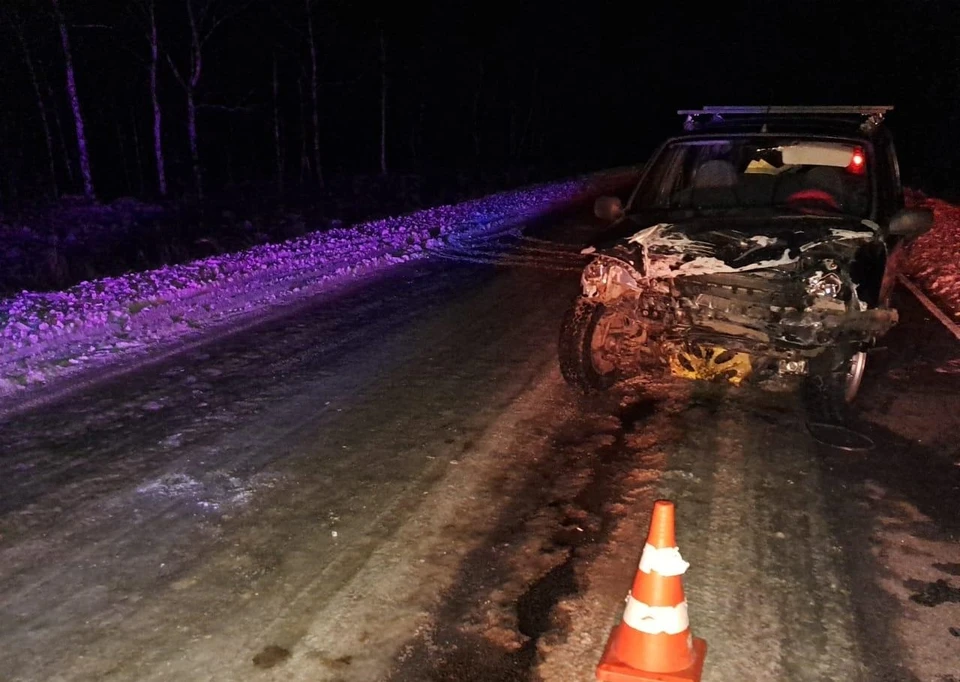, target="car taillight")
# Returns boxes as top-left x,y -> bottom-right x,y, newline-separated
847,147 -> 866,175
